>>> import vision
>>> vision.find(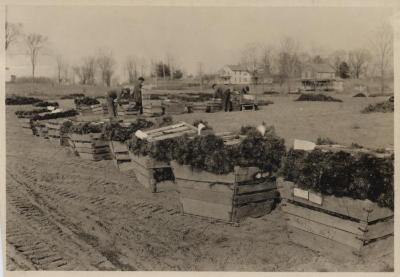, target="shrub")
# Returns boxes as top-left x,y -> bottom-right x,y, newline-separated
295,93 -> 342,102
361,101 -> 393,113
